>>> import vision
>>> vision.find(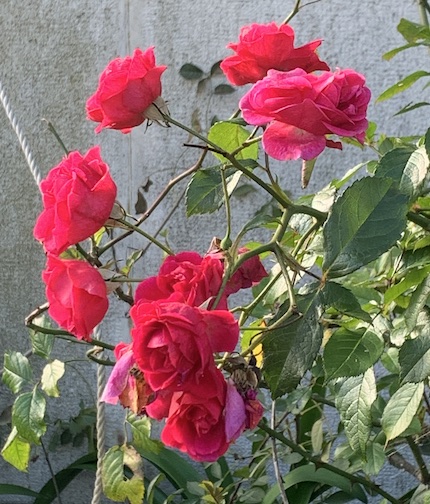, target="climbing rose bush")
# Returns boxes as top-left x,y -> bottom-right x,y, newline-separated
33,146 -> 117,255
220,22 -> 329,85
86,47 -> 167,133
240,68 -> 371,160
